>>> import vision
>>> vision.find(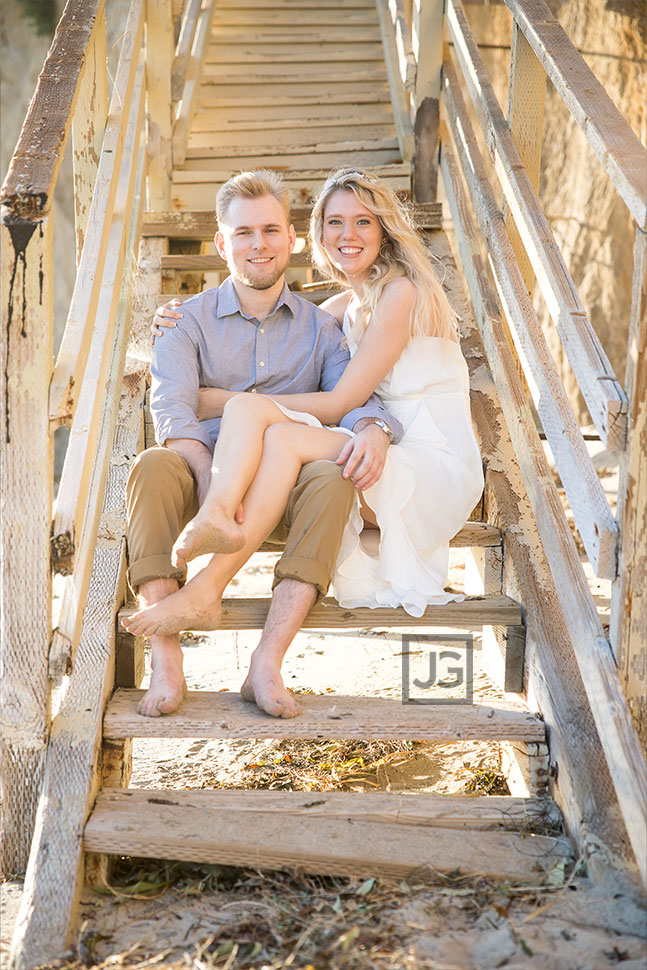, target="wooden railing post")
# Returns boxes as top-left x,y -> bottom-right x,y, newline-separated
145,0 -> 173,209
610,227 -> 647,749
411,0 -> 443,200
72,7 -> 108,263
0,214 -> 54,876
504,23 -> 546,296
